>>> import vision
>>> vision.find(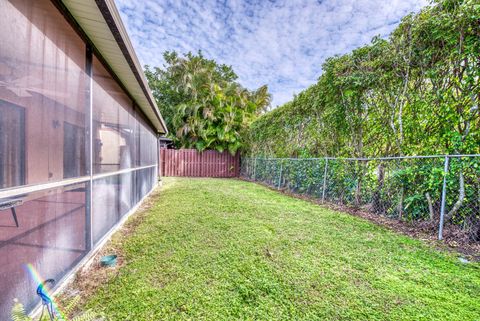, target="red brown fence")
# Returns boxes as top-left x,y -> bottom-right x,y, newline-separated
160,149 -> 240,177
